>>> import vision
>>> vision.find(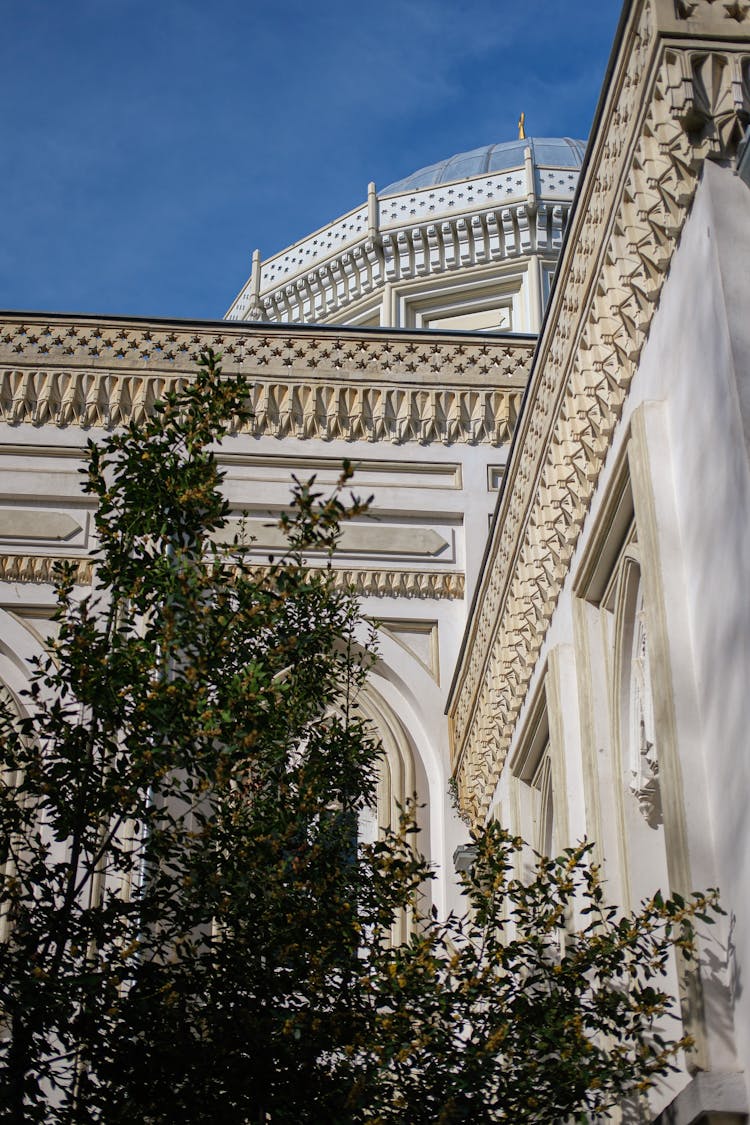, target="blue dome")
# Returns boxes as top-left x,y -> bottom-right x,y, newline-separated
381,137 -> 586,196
